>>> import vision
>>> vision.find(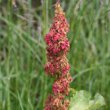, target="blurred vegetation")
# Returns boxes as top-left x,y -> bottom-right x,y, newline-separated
0,0 -> 110,110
